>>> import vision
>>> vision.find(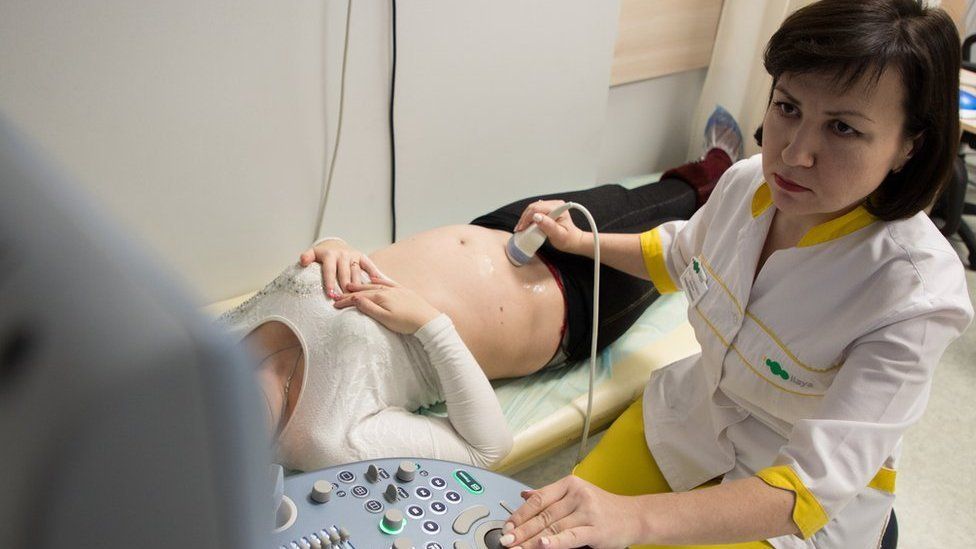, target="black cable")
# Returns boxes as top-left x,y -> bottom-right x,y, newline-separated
389,0 -> 398,243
